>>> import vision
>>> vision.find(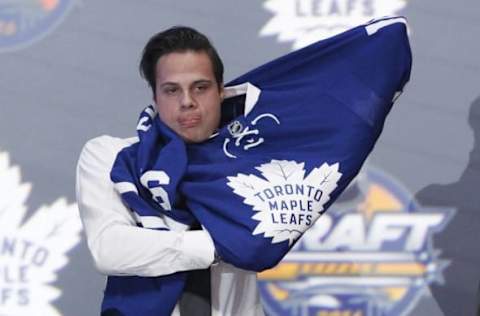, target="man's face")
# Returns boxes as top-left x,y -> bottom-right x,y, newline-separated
154,50 -> 223,143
